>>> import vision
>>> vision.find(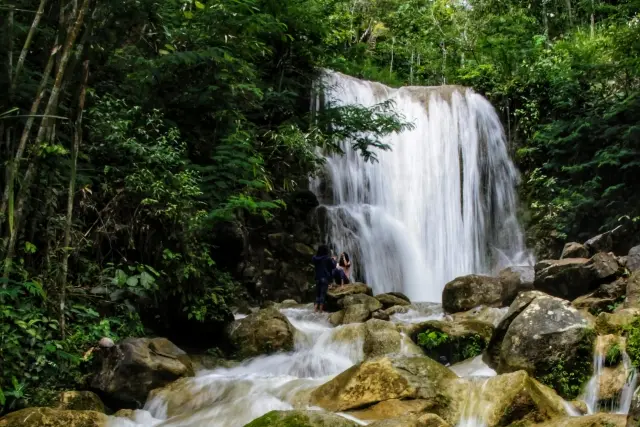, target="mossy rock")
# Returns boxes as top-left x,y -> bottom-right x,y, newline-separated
244,410 -> 359,427
229,307 -> 295,359
533,413 -> 626,427
310,354 -> 456,414
367,413 -> 450,427
53,391 -> 105,413
0,407 -> 108,427
410,319 -> 493,365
